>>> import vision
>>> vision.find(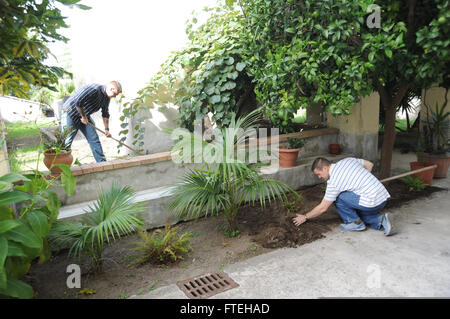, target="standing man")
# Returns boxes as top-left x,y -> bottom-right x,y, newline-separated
61,81 -> 122,162
293,157 -> 396,236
